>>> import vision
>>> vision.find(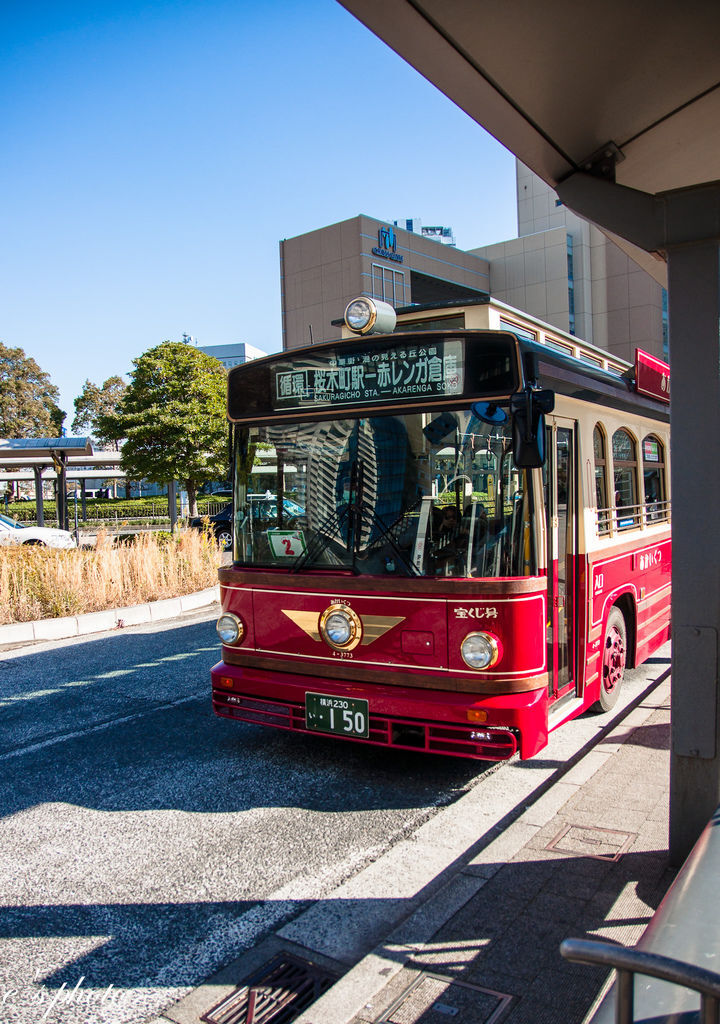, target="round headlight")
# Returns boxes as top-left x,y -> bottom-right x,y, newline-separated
343,296 -> 397,336
325,613 -> 352,644
319,603 -> 362,650
461,632 -> 500,670
216,613 -> 244,645
344,297 -> 375,334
